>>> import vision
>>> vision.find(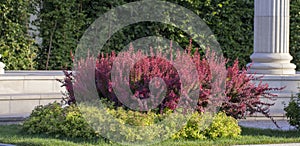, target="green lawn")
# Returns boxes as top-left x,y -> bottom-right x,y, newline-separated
0,124 -> 299,146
